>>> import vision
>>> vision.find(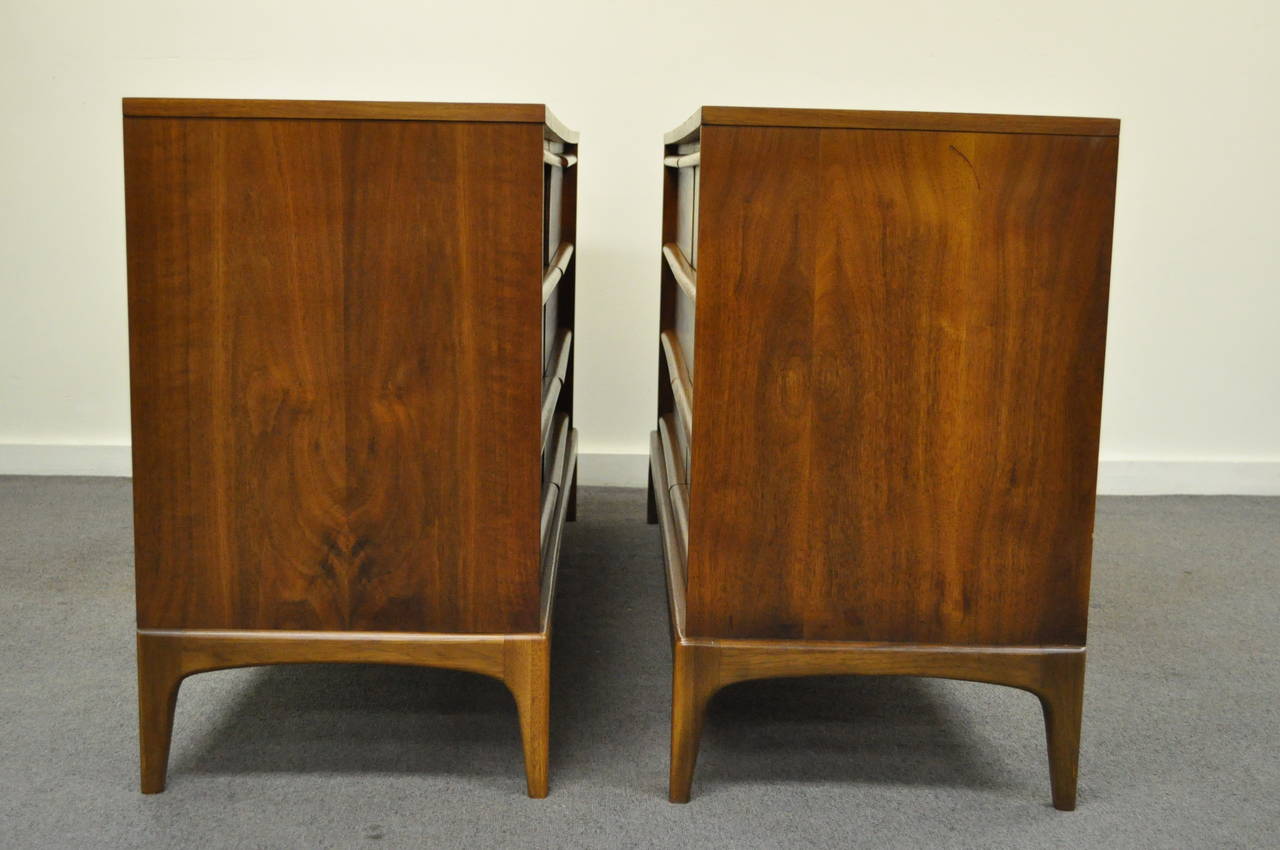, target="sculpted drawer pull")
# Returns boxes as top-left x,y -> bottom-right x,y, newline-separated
542,242 -> 575,304
663,150 -> 700,168
662,243 -> 697,302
